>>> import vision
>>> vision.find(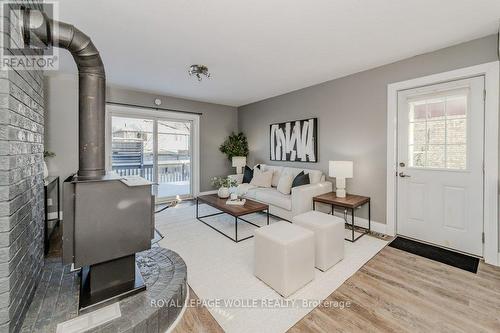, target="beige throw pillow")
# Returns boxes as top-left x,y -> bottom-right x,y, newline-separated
250,168 -> 273,188
277,173 -> 294,195
271,167 -> 283,187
